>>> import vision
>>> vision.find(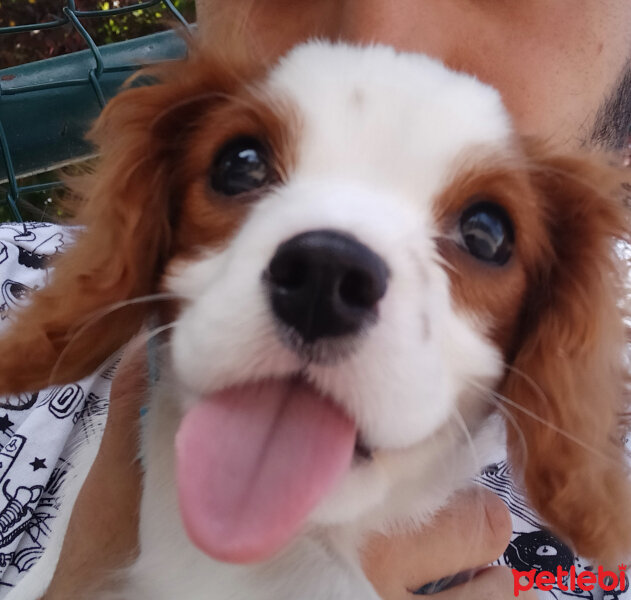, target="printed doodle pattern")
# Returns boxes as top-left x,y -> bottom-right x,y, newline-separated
0,224 -> 110,596
477,446 -> 631,600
